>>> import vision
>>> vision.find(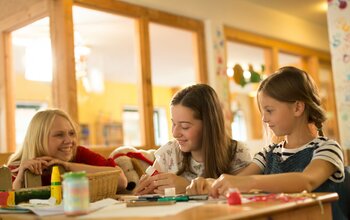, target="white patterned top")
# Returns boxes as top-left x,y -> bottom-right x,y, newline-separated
153,140 -> 251,181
